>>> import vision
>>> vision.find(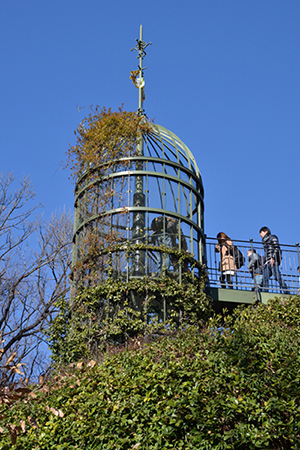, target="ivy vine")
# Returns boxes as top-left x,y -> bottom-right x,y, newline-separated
48,269 -> 212,364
